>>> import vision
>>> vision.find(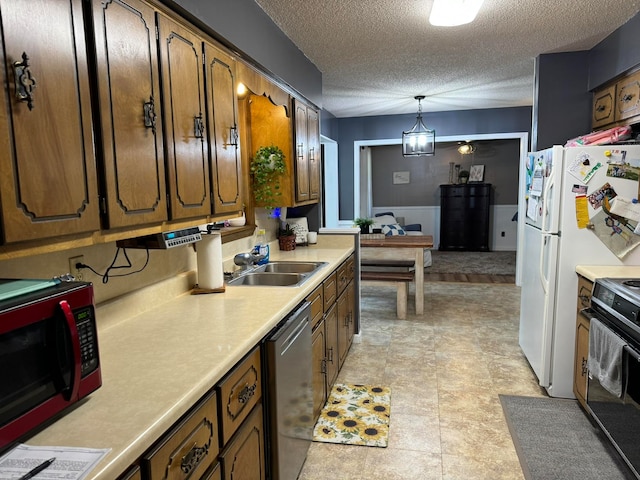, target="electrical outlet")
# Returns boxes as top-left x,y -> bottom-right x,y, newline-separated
69,255 -> 84,281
